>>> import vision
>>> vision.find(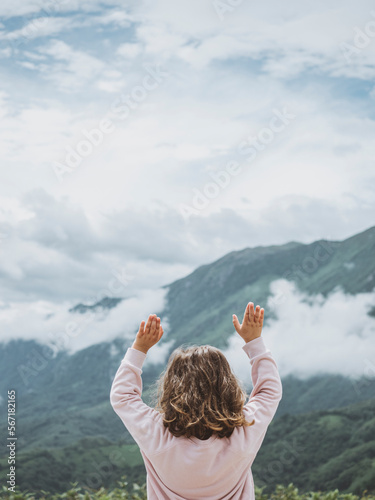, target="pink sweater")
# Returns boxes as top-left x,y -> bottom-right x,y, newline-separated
110,336 -> 282,500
